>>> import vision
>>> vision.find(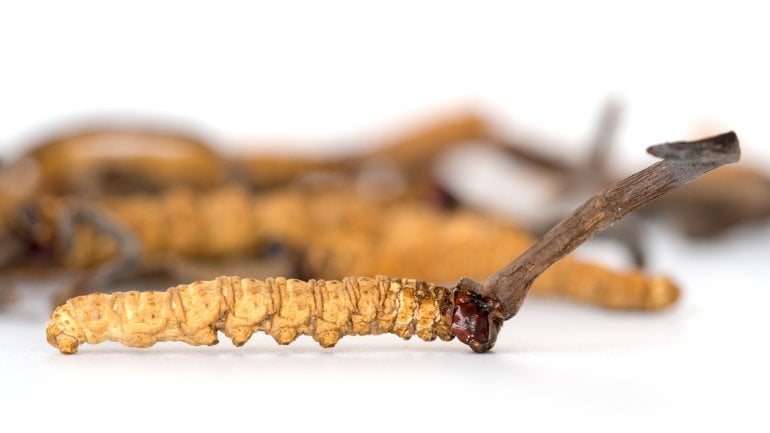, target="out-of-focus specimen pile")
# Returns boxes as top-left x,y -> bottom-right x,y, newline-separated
1,106 -> 763,317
